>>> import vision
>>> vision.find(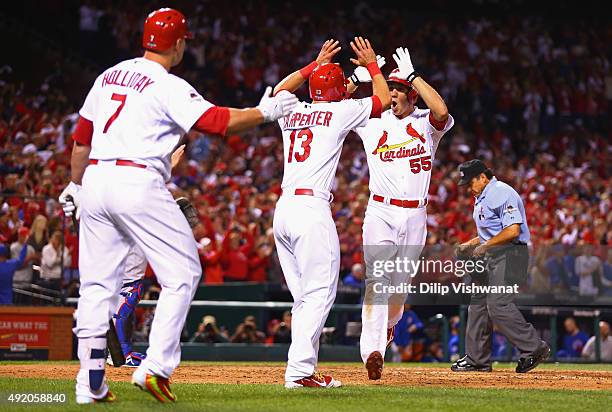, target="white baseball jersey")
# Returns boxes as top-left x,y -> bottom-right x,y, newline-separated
277,98 -> 375,192
354,107 -> 454,199
79,57 -> 213,181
